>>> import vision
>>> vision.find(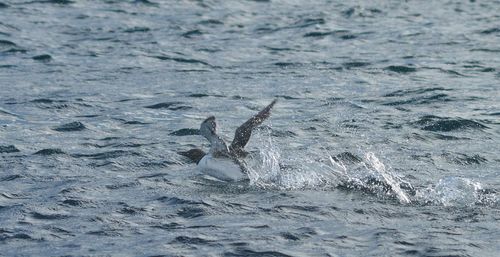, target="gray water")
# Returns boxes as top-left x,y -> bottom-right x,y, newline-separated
1,0 -> 499,256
